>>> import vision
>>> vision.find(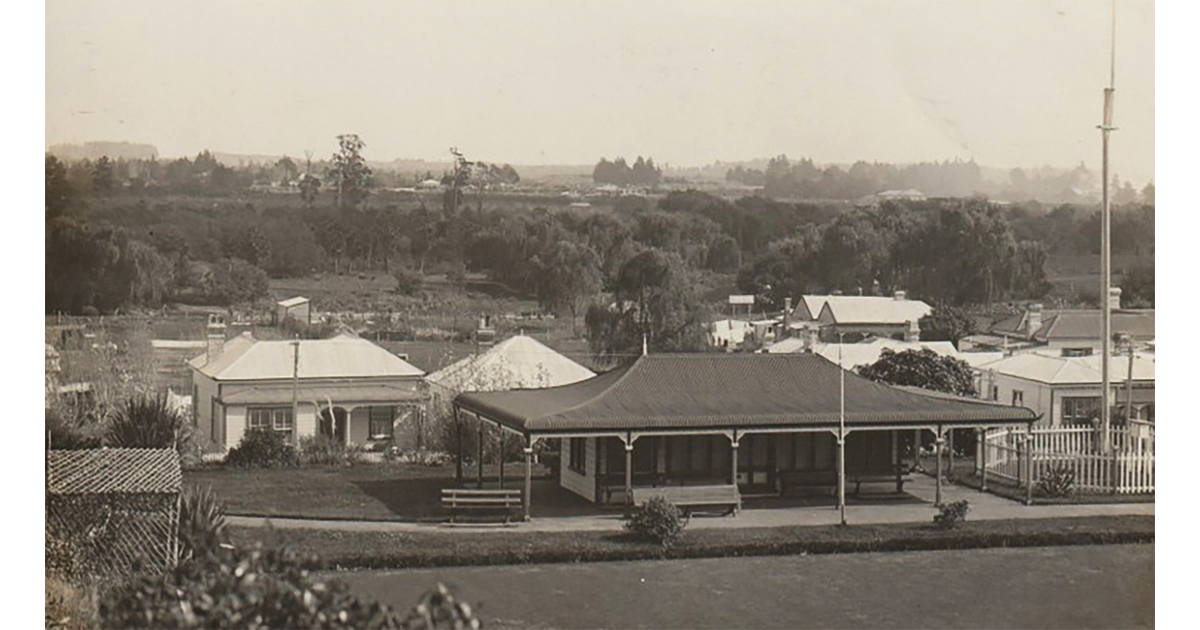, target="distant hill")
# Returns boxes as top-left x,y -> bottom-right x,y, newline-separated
47,141 -> 158,161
